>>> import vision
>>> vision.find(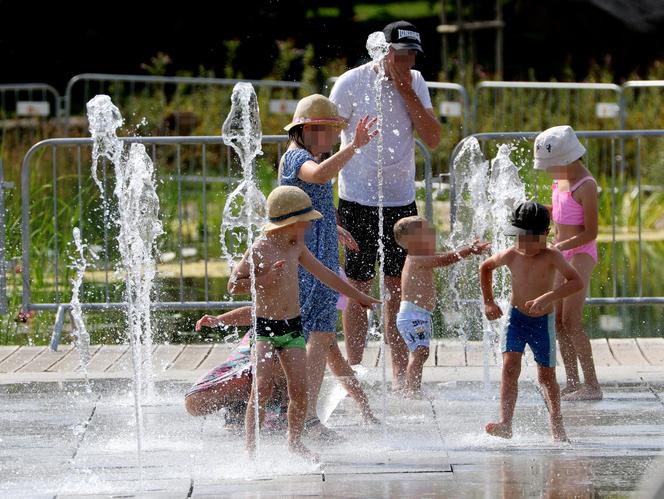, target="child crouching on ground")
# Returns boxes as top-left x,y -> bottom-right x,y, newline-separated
394,216 -> 489,396
228,186 -> 379,461
480,201 -> 583,442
